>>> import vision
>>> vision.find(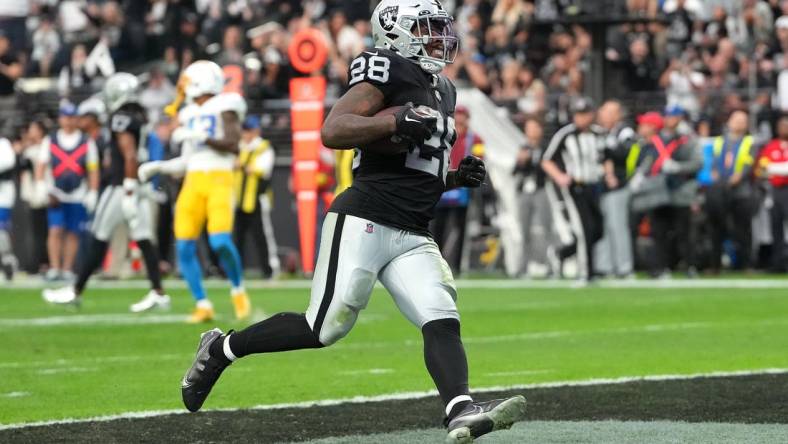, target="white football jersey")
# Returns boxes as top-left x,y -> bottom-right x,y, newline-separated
178,92 -> 247,172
